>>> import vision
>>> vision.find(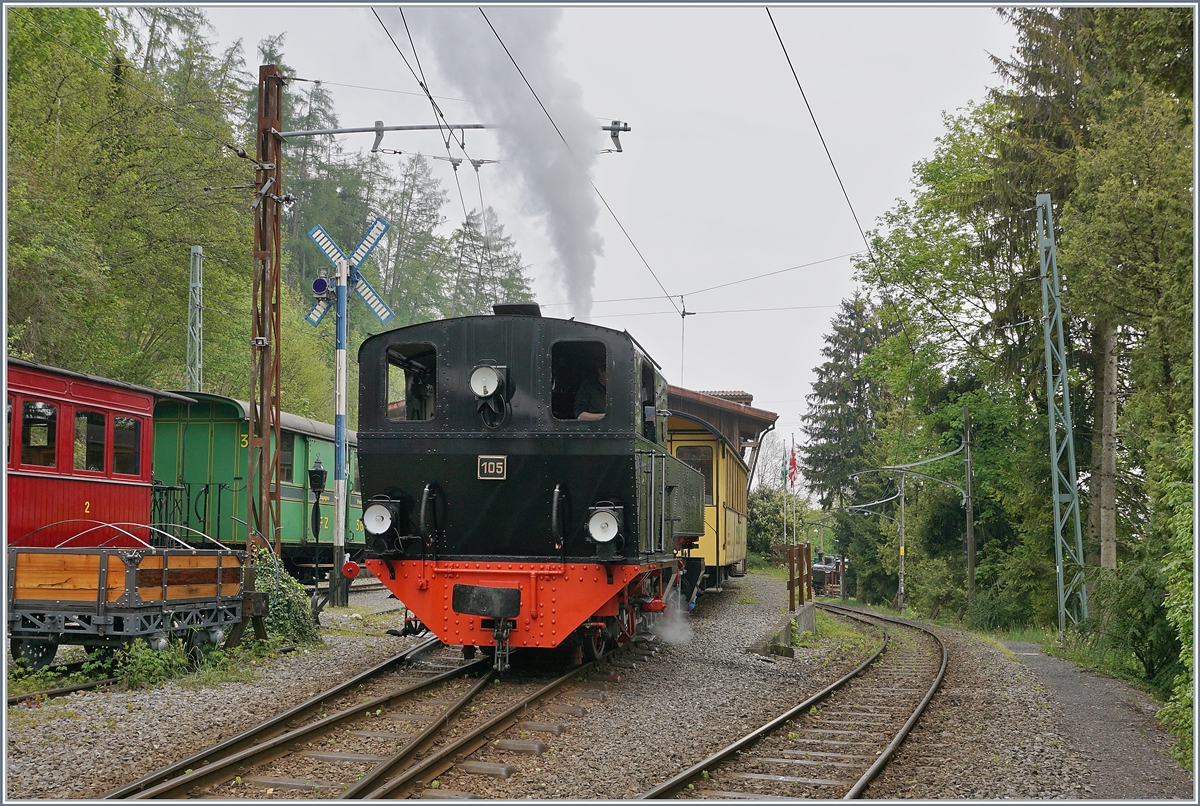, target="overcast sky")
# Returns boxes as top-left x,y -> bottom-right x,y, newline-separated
202,4 -> 1017,439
